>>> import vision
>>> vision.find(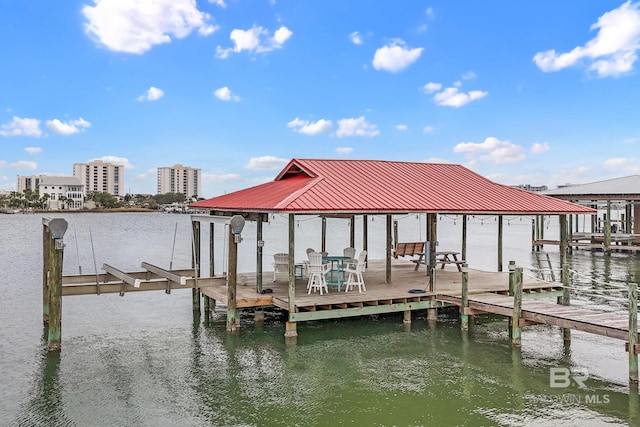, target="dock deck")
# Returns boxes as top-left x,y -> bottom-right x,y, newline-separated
200,259 -> 562,320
